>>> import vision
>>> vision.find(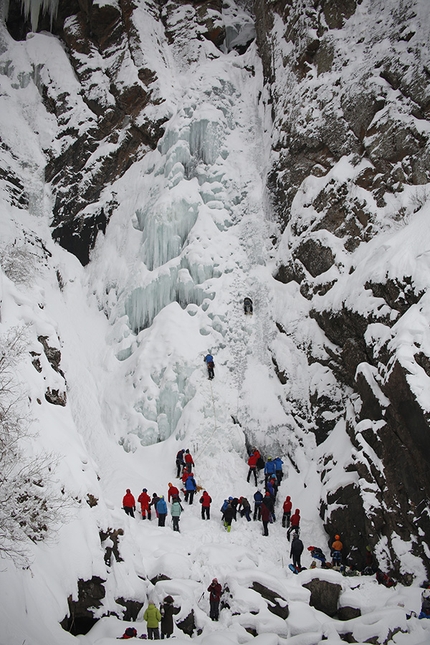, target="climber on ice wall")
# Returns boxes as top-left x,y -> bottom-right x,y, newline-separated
204,352 -> 215,380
